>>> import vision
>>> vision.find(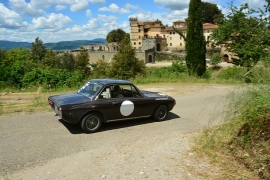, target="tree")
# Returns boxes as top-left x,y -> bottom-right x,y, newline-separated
106,28 -> 127,43
202,2 -> 224,24
265,0 -> 270,12
42,49 -> 56,68
75,47 -> 90,74
55,52 -> 75,72
30,37 -> 47,62
211,3 -> 270,72
91,60 -> 111,78
110,34 -> 146,79
185,0 -> 206,76
2,47 -> 30,86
